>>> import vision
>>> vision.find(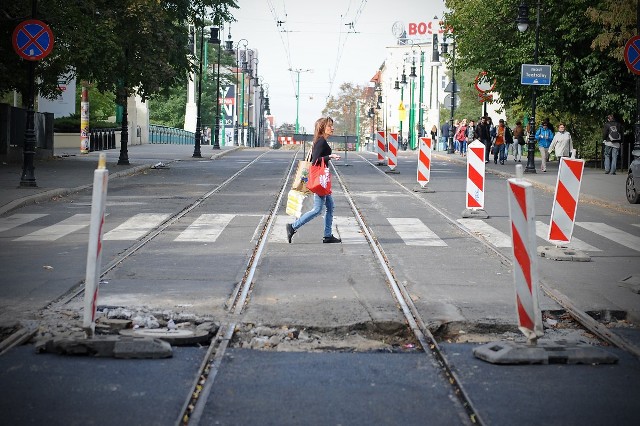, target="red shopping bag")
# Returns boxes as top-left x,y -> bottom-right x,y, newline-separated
307,158 -> 332,196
